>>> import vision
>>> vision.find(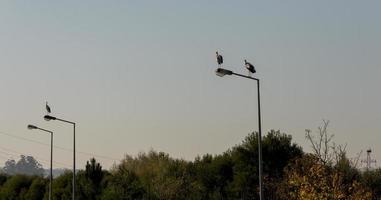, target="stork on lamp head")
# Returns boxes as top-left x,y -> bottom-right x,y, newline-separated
216,51 -> 223,66
46,101 -> 51,114
244,59 -> 256,75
